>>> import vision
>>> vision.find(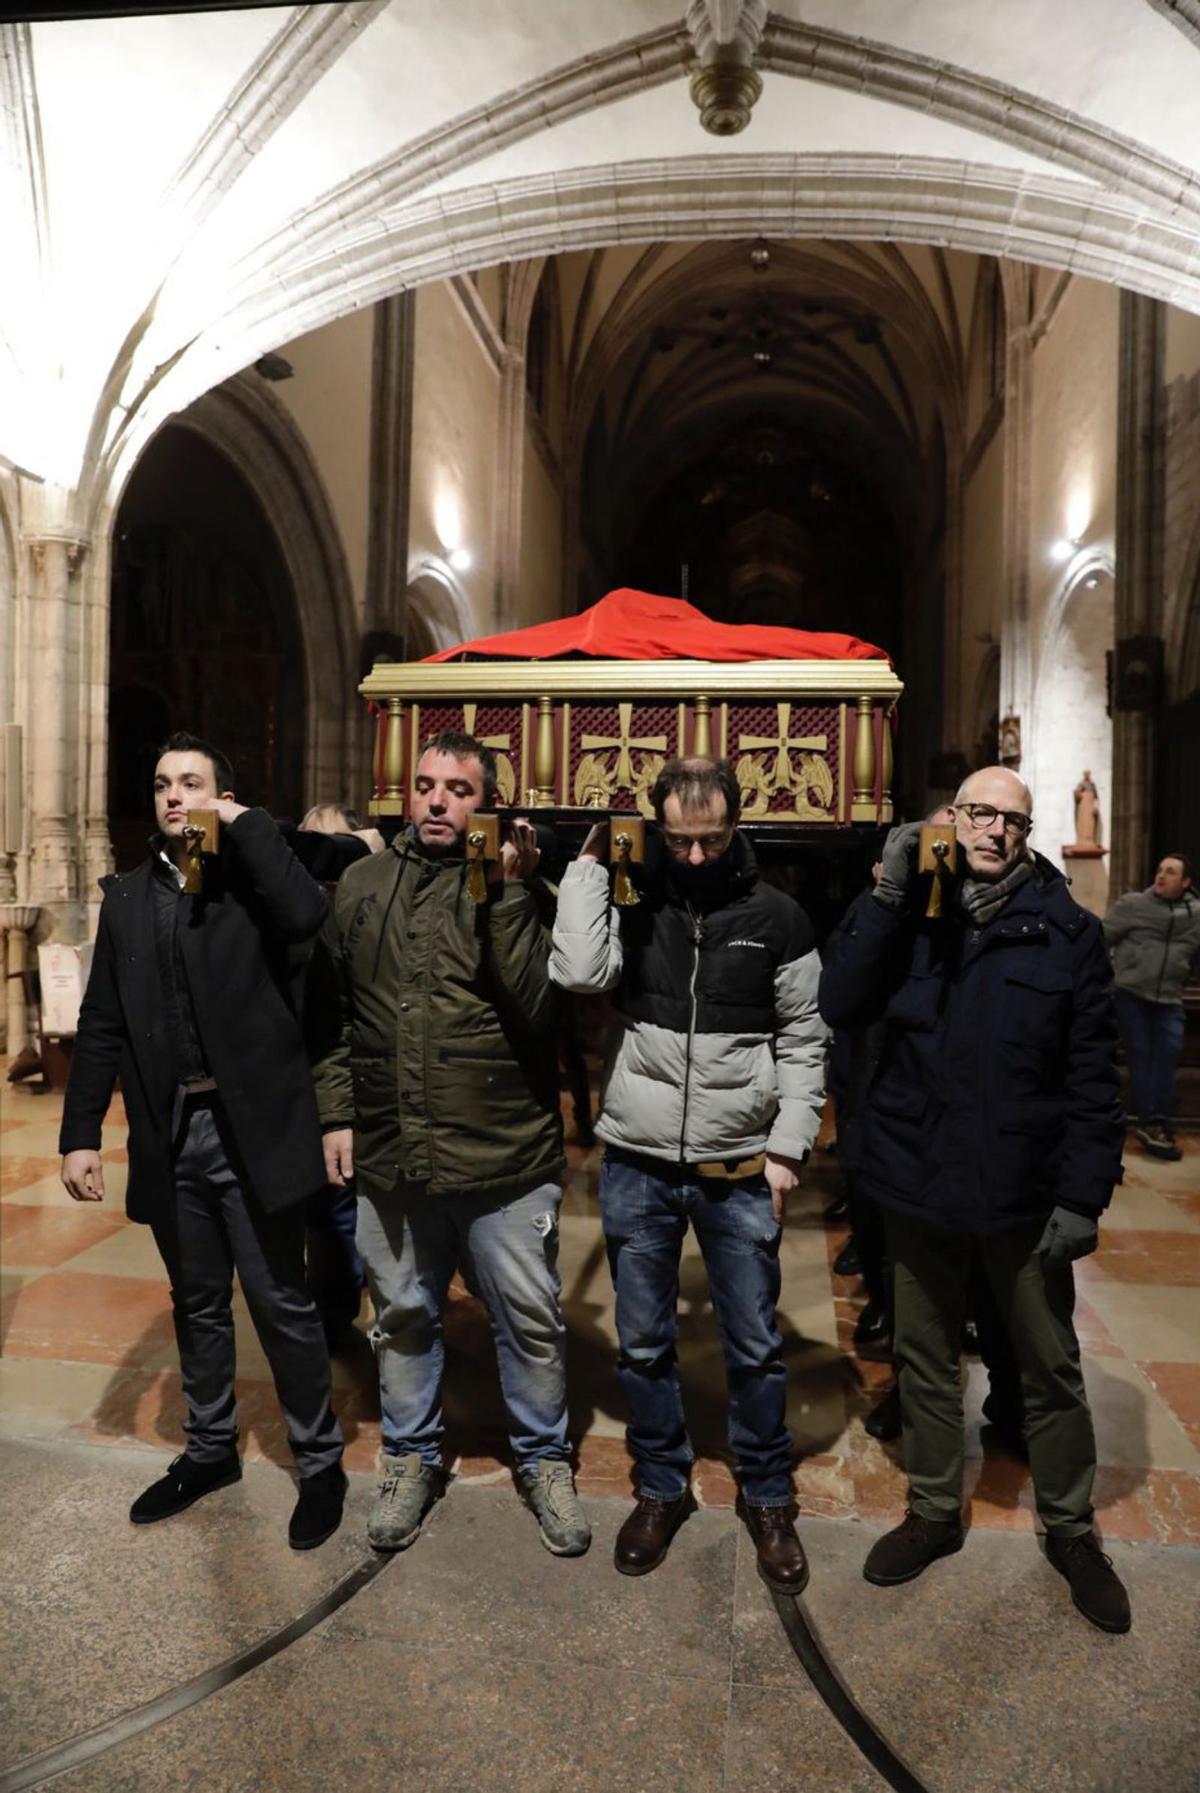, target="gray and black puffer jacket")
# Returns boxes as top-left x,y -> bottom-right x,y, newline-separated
550,834 -> 828,1165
